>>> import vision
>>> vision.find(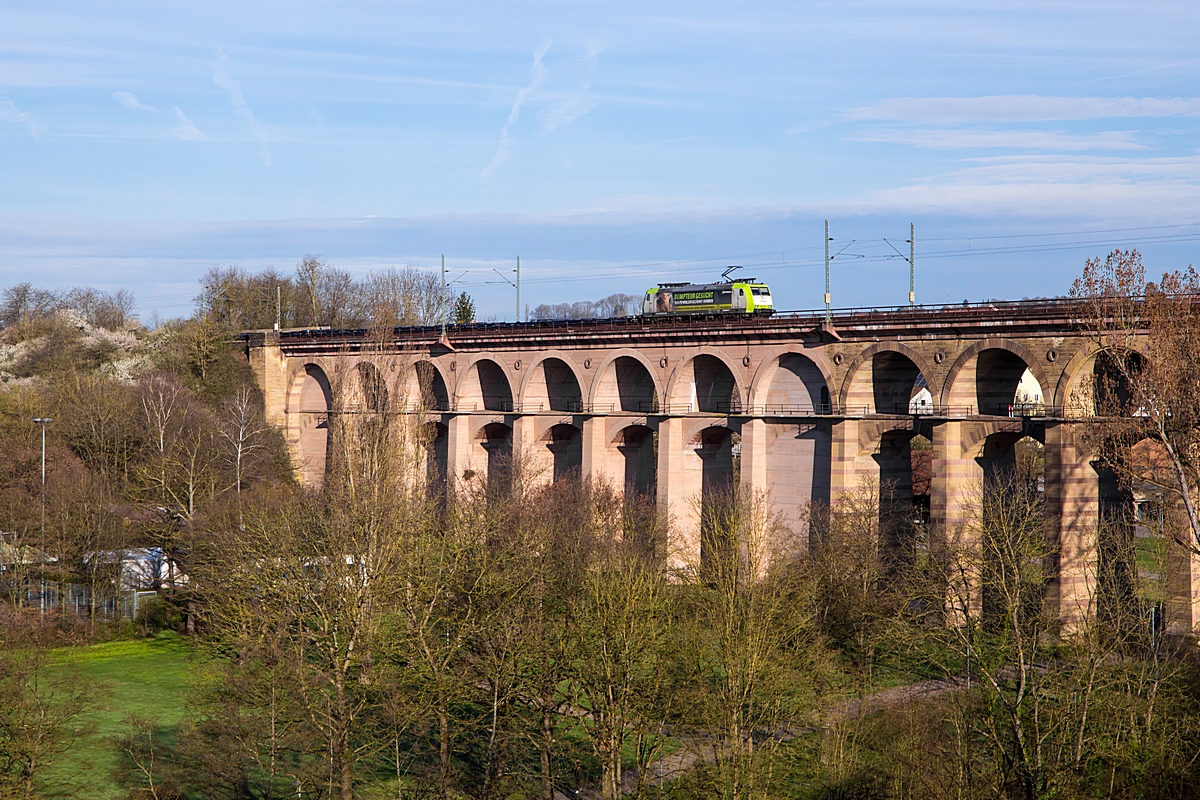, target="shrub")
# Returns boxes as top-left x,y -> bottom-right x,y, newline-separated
135,598 -> 181,636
